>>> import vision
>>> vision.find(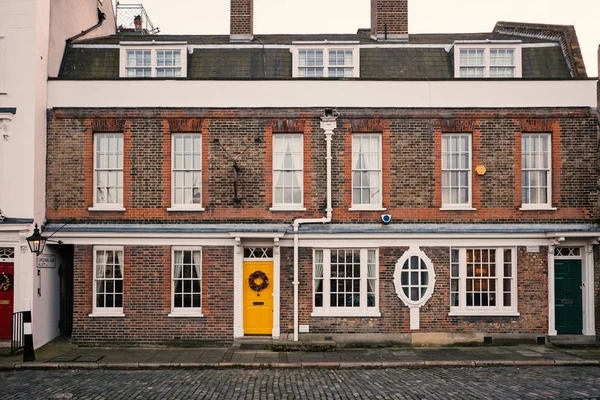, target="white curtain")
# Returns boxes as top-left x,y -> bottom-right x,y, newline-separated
174,251 -> 184,293
367,250 -> 376,293
314,250 -> 323,279
192,251 -> 202,280
114,250 -> 123,279
96,251 -> 105,278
